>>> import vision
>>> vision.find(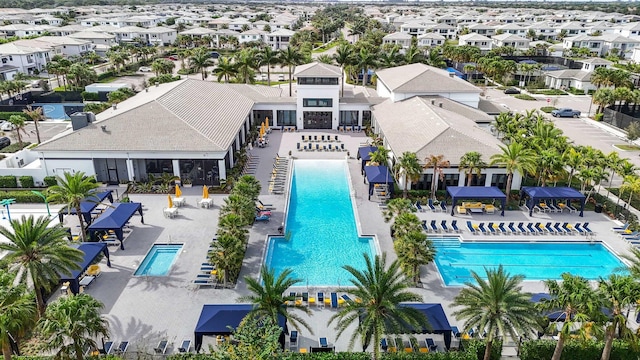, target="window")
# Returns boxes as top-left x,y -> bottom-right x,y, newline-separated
145,159 -> 174,176
303,98 -> 332,107
491,174 -> 507,189
339,111 -> 358,126
277,110 -> 296,126
298,77 -> 339,85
